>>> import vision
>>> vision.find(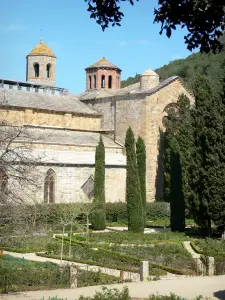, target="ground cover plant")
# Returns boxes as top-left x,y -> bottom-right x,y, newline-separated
194,238 -> 225,275
0,255 -> 69,293
72,231 -> 190,245
0,235 -> 54,252
109,243 -> 195,273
